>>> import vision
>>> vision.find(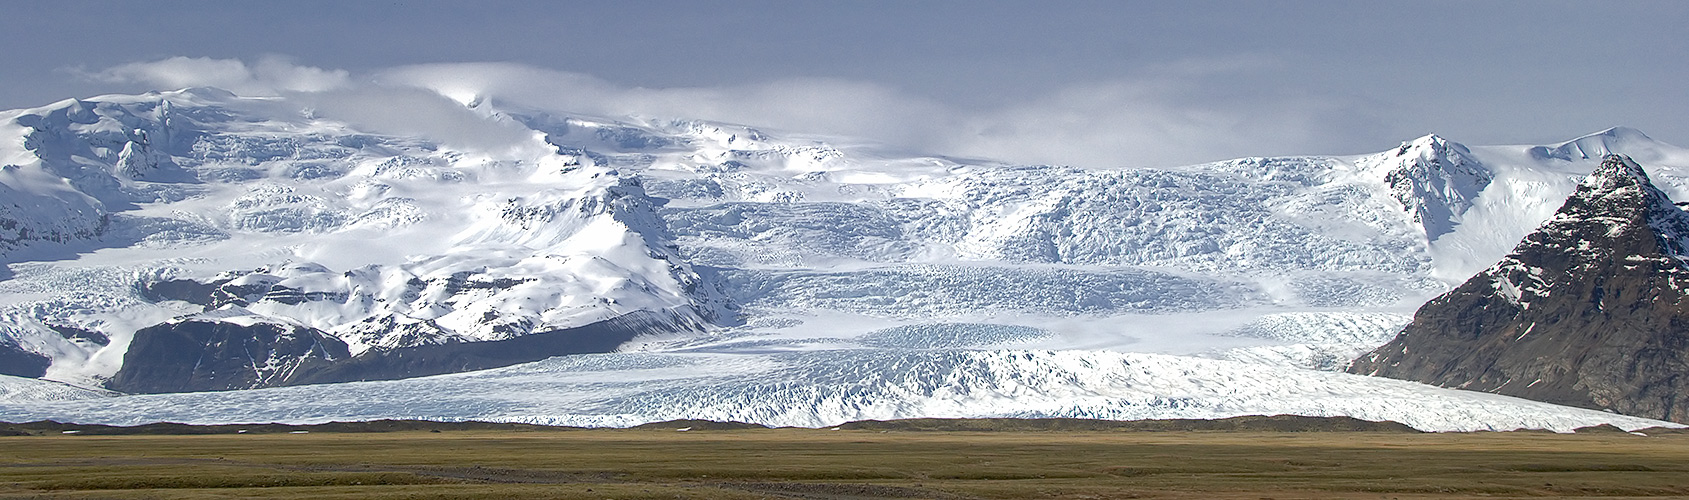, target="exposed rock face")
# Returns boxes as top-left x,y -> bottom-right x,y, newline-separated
279,311 -> 677,386
107,311 -> 685,393
0,340 -> 49,378
108,320 -> 351,393
1351,155 -> 1689,423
